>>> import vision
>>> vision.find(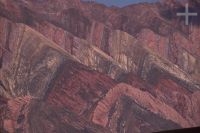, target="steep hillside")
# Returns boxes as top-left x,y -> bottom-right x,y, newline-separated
0,0 -> 200,133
